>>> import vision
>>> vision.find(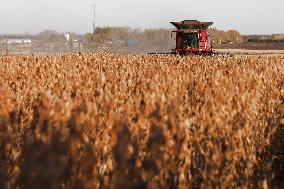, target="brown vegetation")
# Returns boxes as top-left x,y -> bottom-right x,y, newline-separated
84,27 -> 175,53
0,53 -> 283,189
209,28 -> 243,44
